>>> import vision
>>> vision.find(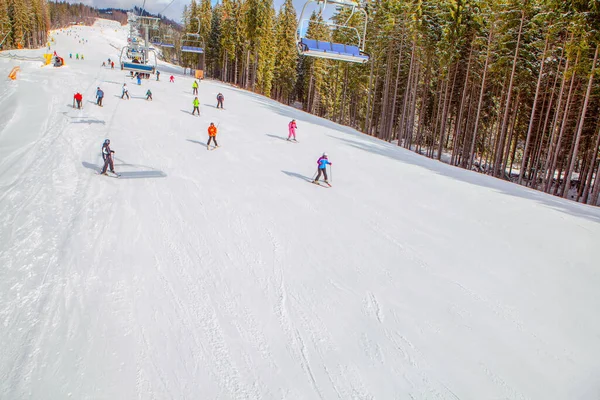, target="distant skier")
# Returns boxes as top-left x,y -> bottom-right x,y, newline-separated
207,122 -> 218,150
69,53 -> 72,59
76,53 -> 79,59
111,61 -> 114,69
121,84 -> 129,100
192,80 -> 199,95
192,97 -> 200,115
96,87 -> 104,106
102,61 -> 106,67
313,153 -> 332,185
137,74 -> 142,85
100,139 -> 117,175
216,93 -> 224,109
146,89 -> 152,101
156,70 -> 160,81
170,75 -> 175,83
73,92 -> 83,109
287,119 -> 297,141
81,54 -> 84,60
